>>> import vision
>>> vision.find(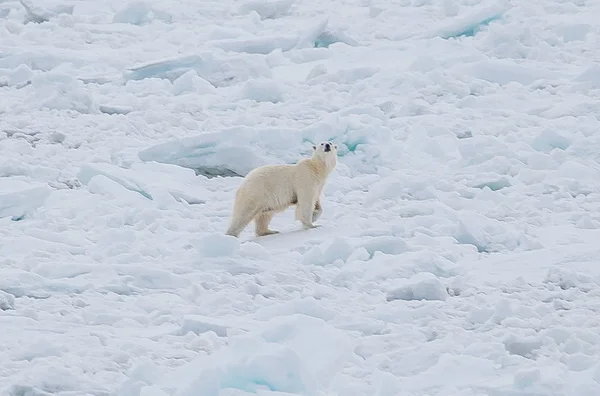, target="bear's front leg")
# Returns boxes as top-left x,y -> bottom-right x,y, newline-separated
312,199 -> 322,223
296,191 -> 319,230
